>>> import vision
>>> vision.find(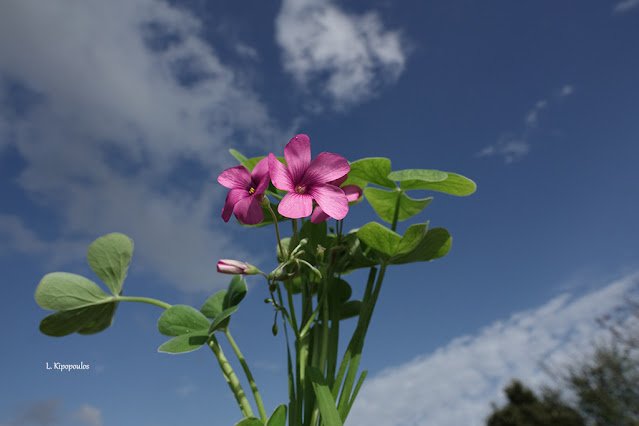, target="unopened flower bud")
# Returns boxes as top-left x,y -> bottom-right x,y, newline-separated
217,259 -> 261,275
